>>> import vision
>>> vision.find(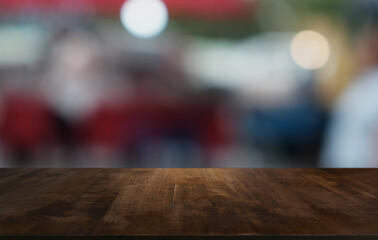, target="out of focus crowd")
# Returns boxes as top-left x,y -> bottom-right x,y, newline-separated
0,0 -> 377,167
